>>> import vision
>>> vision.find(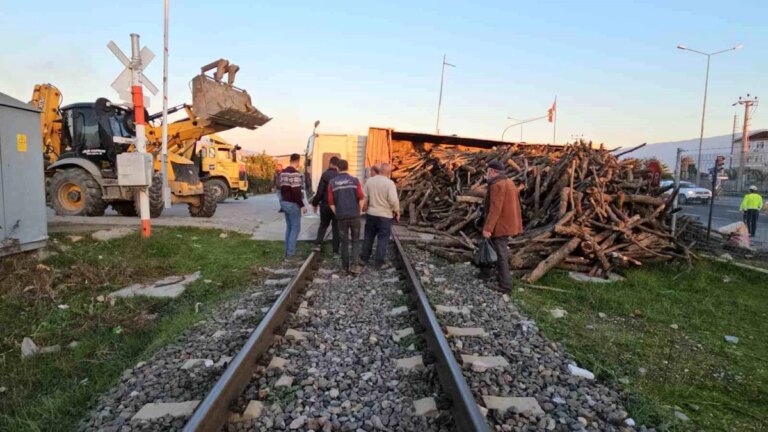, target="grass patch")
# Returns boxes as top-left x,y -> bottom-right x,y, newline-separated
515,260 -> 767,431
0,227 -> 294,432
